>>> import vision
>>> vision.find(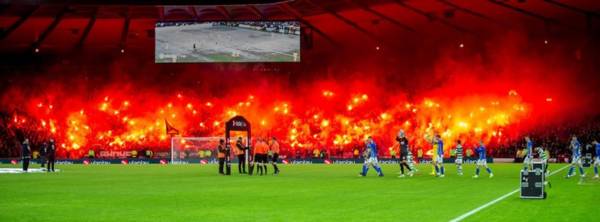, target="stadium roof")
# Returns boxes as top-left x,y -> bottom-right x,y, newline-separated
0,0 -> 599,54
